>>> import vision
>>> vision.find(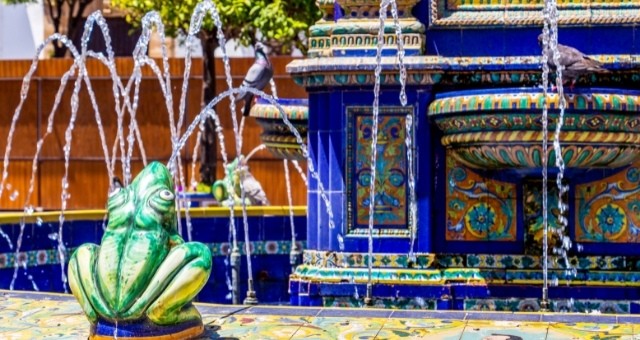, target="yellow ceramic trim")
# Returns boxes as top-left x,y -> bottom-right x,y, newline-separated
0,206 -> 307,224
